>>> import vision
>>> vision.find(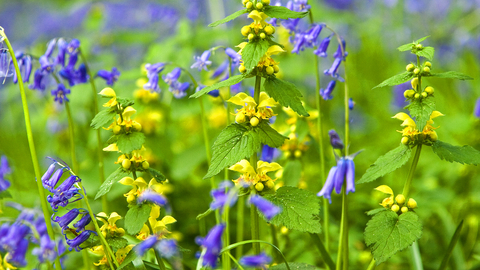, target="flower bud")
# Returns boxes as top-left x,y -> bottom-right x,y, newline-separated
413,68 -> 420,75
404,90 -> 415,98
127,194 -> 136,204
250,117 -> 260,127
429,131 -> 438,141
133,121 -> 142,131
262,0 -> 270,4
401,206 -> 409,213
142,161 -> 150,170
255,182 -> 264,192
246,1 -> 253,8
414,93 -> 420,99
407,198 -> 417,209
416,44 -> 423,49
122,159 -> 131,170
421,92 -> 428,98
266,66 -> 274,75
425,86 -> 434,95
406,63 -> 415,72
248,33 -> 255,40
280,226 -> 288,234
265,180 -> 274,189
401,137 -> 409,145
242,0 -> 249,5
113,125 -> 122,134
391,204 -> 400,213
411,78 -> 418,90
284,151 -> 291,158
259,32 -> 266,39
239,65 -> 246,74
235,113 -> 246,123
241,26 -> 251,37
273,65 -> 279,73
256,2 -> 263,9
425,61 -> 432,68
381,197 -> 393,208
395,194 -> 406,204
294,150 -> 302,158
423,66 -> 430,73
264,26 -> 275,35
